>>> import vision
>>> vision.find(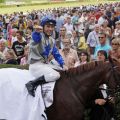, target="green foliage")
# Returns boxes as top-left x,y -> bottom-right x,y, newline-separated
0,64 -> 29,70
0,0 -> 5,3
